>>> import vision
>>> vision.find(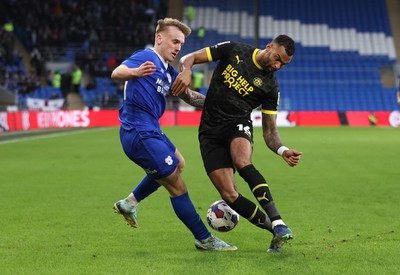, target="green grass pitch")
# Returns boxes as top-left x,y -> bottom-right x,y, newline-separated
1,126 -> 399,274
